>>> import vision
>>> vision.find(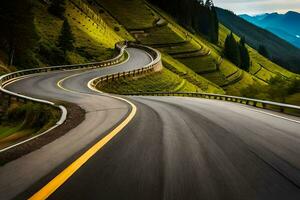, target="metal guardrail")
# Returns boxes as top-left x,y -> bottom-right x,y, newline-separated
122,92 -> 300,116
91,42 -> 162,87
0,42 -> 127,152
